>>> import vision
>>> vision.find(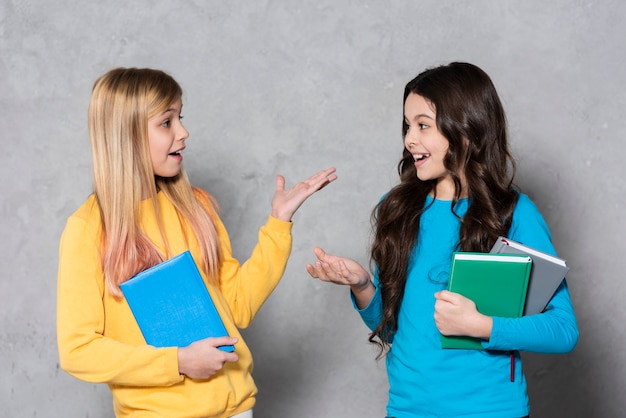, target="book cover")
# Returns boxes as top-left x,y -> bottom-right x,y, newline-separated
490,236 -> 570,315
440,252 -> 532,350
120,250 -> 234,352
